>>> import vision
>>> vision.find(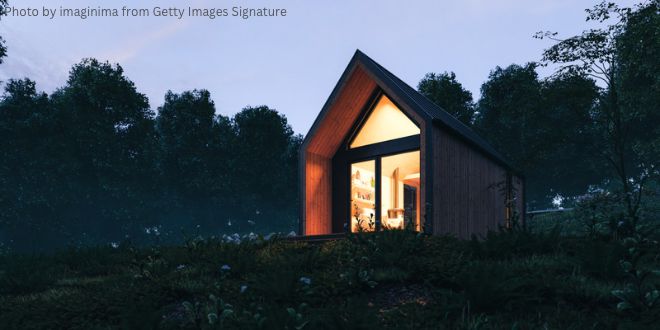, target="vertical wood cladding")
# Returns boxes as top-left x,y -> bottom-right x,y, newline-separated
304,153 -> 332,235
305,66 -> 377,158
302,65 -> 377,235
432,128 -> 507,238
